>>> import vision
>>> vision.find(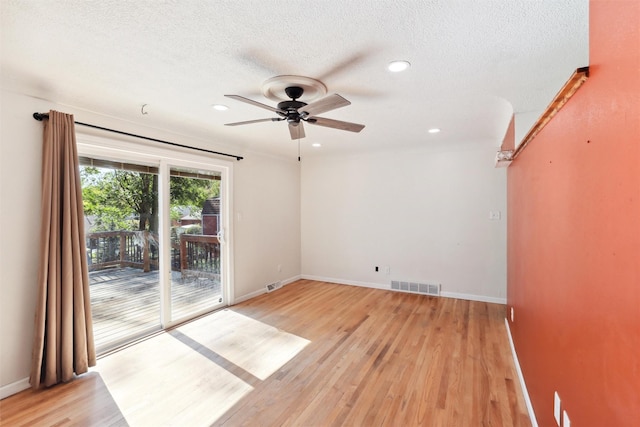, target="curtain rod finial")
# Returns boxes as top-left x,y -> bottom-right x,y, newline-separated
33,112 -> 48,121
